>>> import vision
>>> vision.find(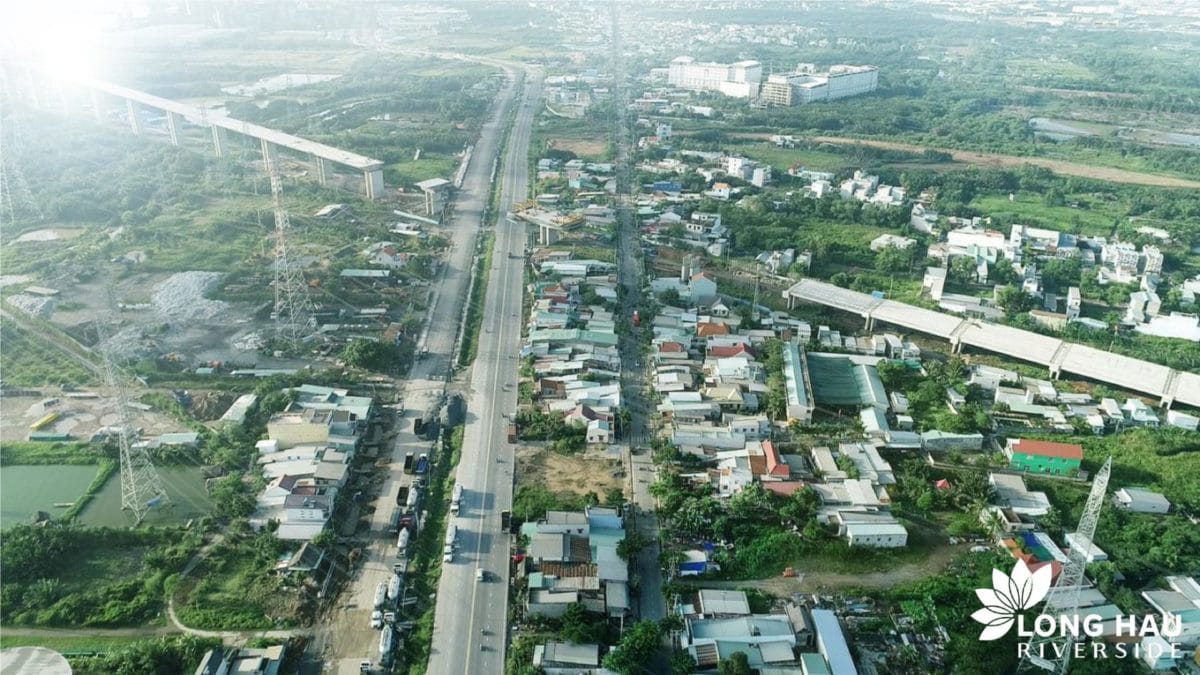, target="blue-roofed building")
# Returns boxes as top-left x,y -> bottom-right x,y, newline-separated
811,609 -> 857,675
